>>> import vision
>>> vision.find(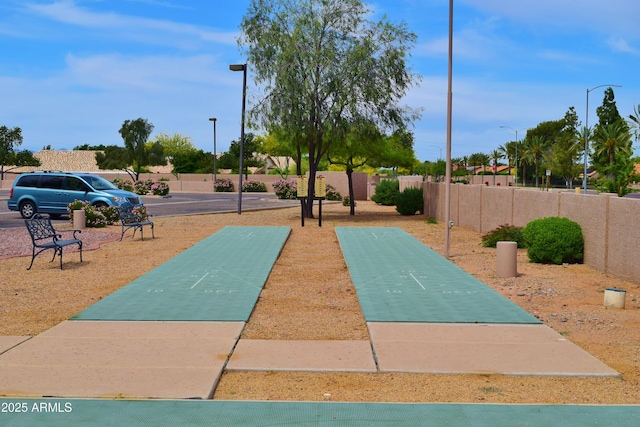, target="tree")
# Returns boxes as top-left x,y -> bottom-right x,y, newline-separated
489,149 -> 503,185
368,127 -> 417,177
547,107 -> 582,188
592,122 -> 633,196
524,135 -> 548,188
217,133 -> 265,175
152,132 -> 200,174
95,145 -> 130,171
74,144 -> 108,151
628,104 -> 640,143
590,88 -> 632,195
119,118 -> 166,181
239,0 -> 420,217
595,87 -> 625,131
153,132 -> 196,158
0,125 -> 40,180
327,119 -> 386,214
